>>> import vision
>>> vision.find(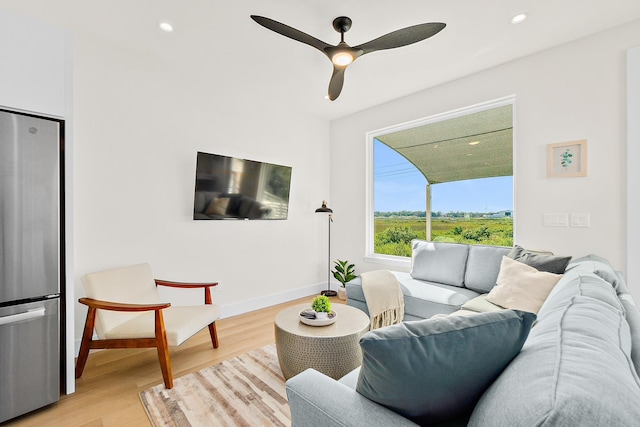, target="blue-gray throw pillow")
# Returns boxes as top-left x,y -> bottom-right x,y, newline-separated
356,310 -> 536,425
